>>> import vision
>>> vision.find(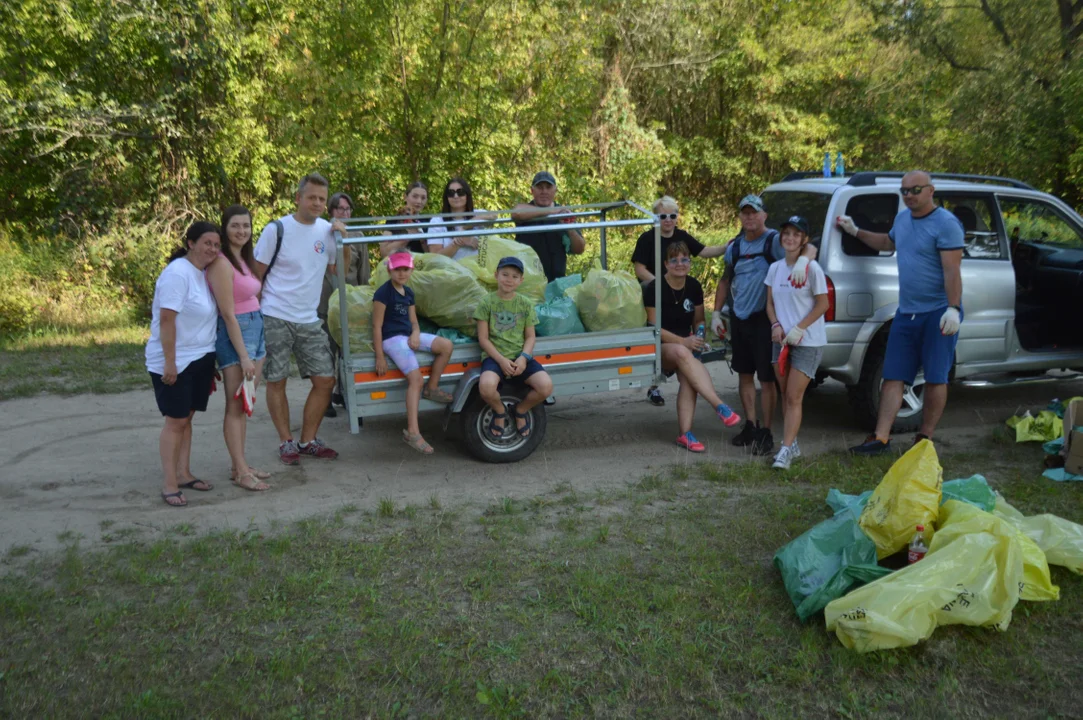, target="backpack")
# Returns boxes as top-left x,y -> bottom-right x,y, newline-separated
257,219 -> 284,300
723,228 -> 779,314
